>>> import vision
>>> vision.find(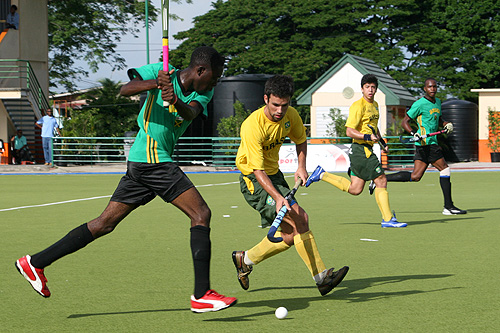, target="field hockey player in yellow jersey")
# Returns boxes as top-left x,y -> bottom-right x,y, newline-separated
232,75 -> 349,296
306,74 -> 407,228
